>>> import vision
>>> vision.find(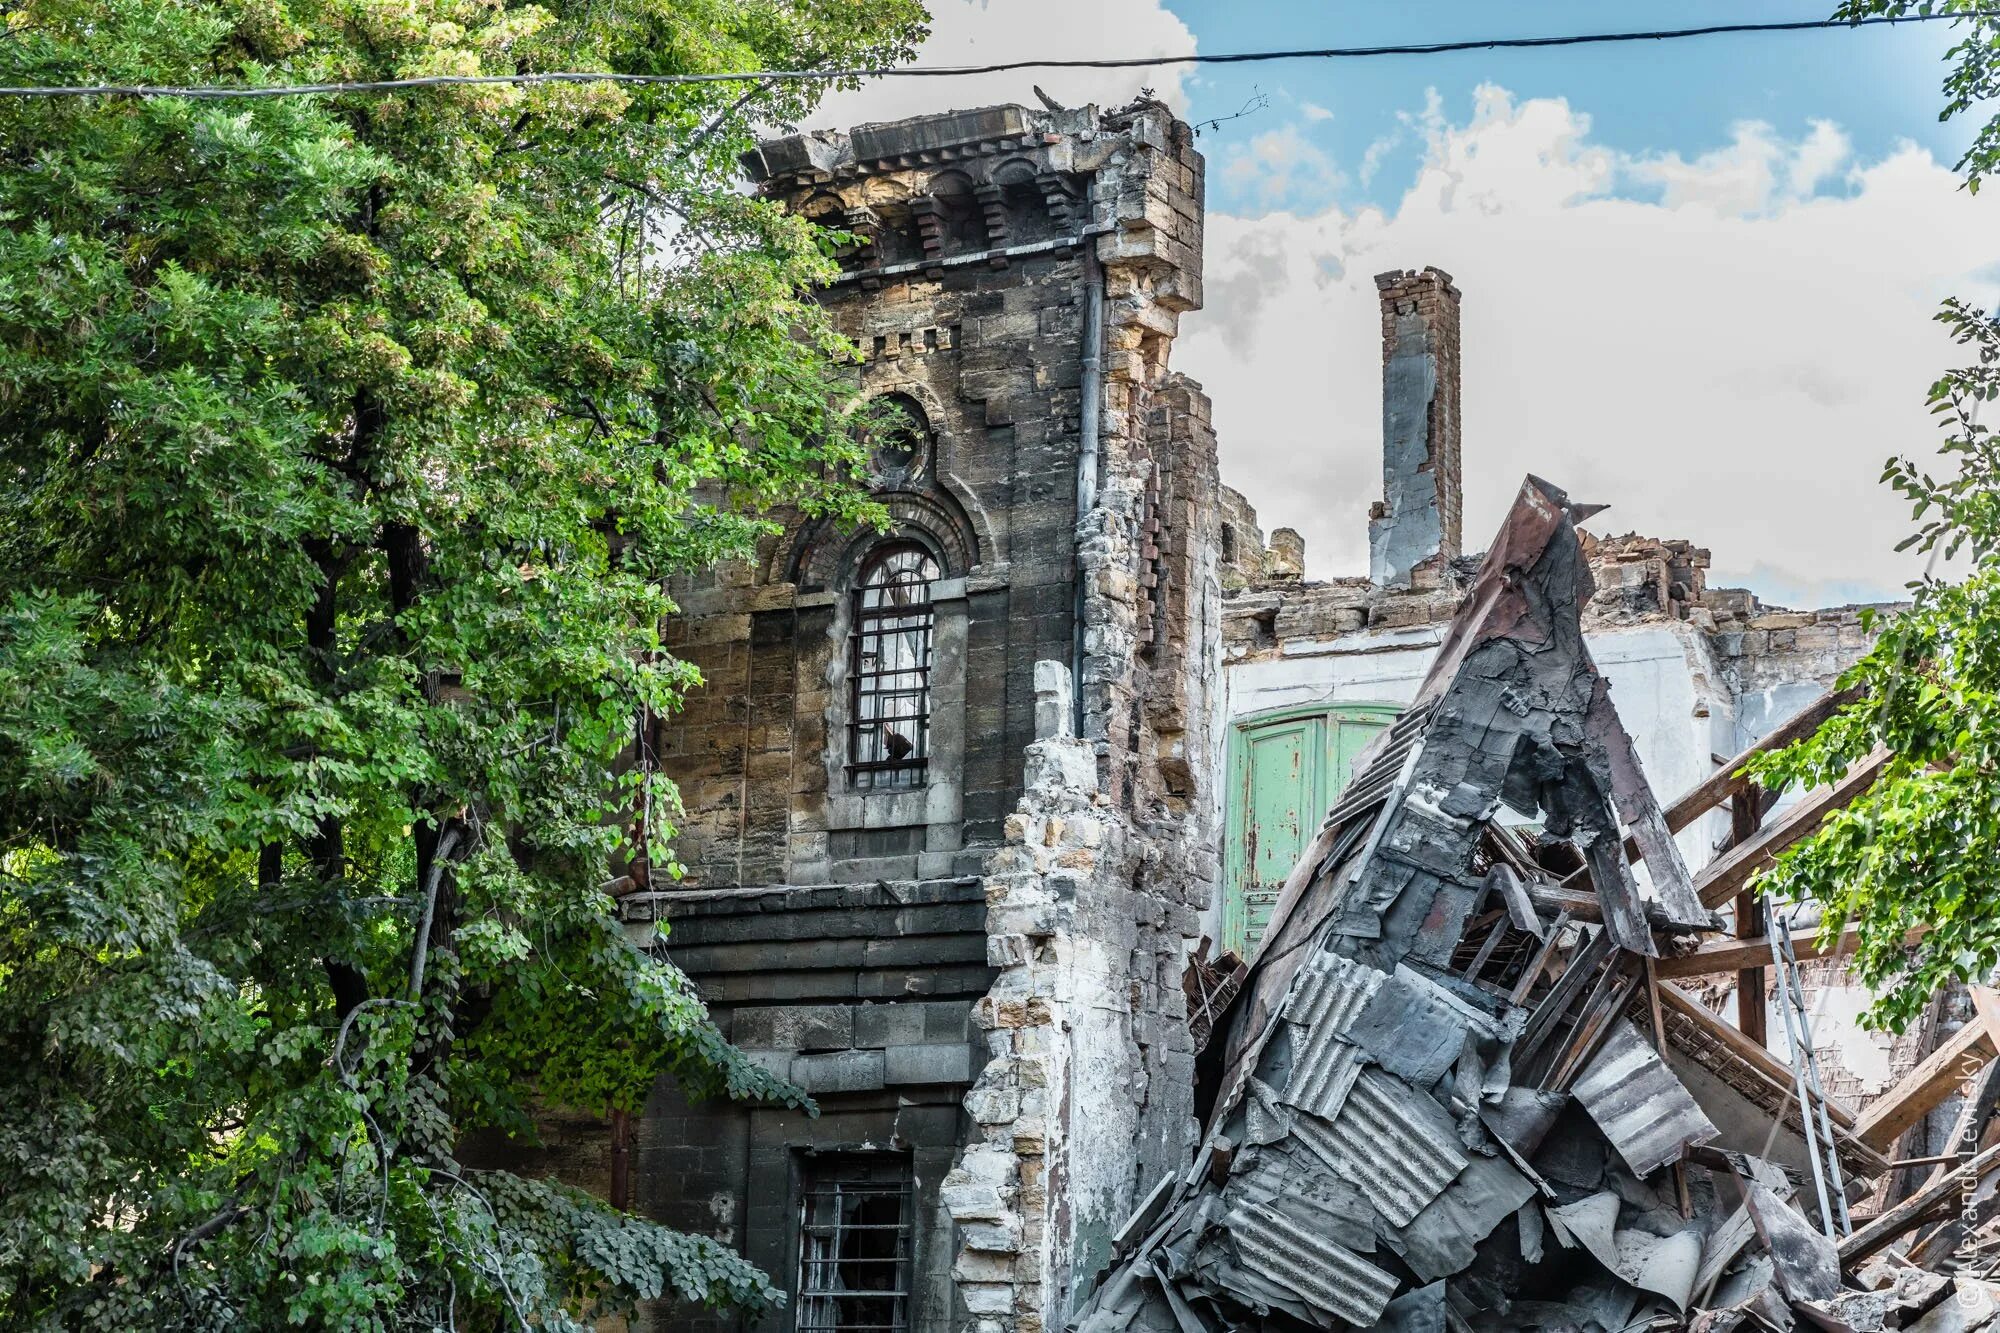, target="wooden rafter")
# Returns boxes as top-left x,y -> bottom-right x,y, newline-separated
1653,925 -> 1929,981
1649,685 -> 1864,841
1656,981 -> 1890,1179
1692,749 -> 1892,909
1854,1015 -> 2000,1153
1841,1141 -> 2000,1266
